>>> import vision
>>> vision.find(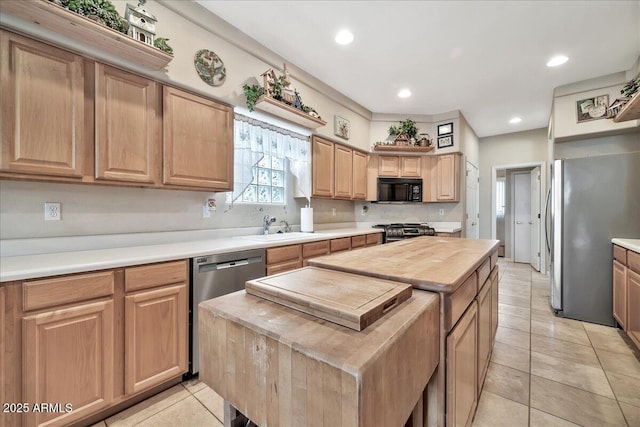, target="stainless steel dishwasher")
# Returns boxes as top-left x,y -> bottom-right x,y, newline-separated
190,248 -> 266,375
